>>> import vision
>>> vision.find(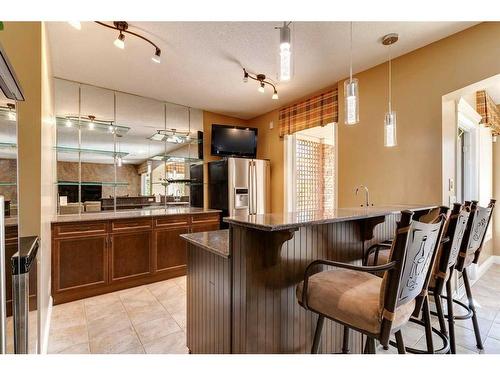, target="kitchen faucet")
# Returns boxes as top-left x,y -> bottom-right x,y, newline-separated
355,185 -> 371,207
